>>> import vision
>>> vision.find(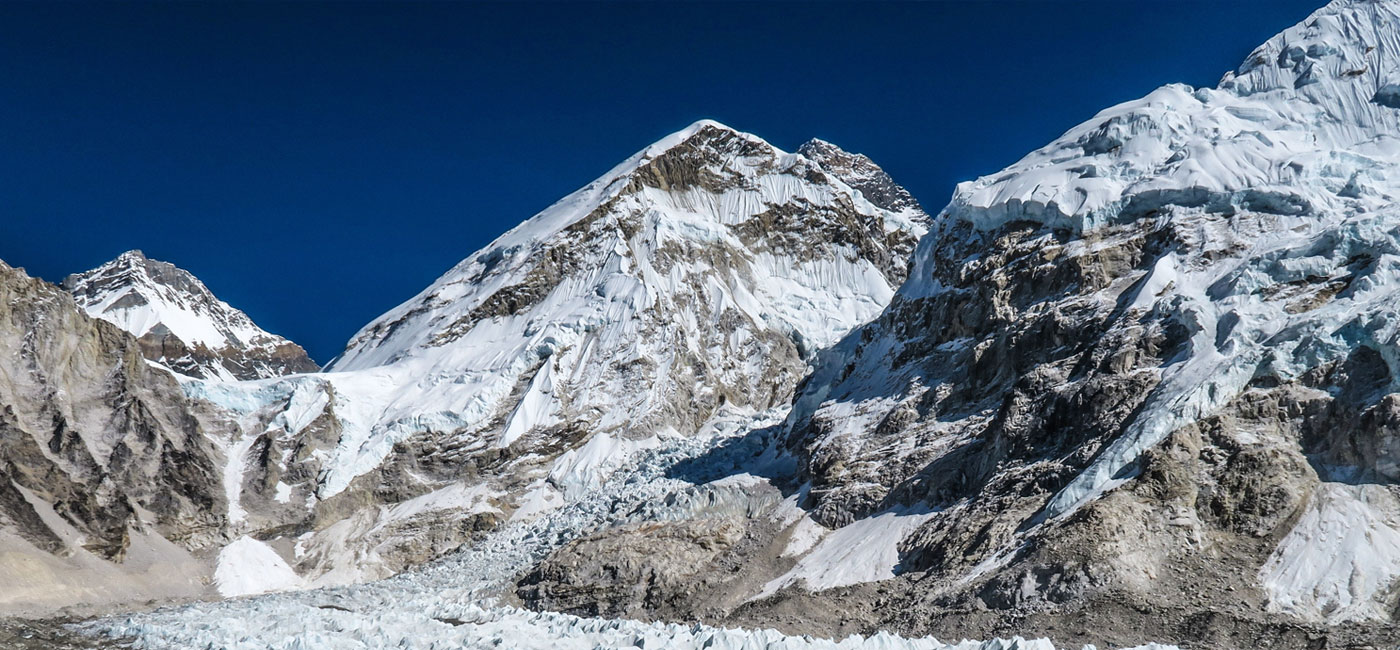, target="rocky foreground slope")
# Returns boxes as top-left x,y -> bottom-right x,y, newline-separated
0,260 -> 231,616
